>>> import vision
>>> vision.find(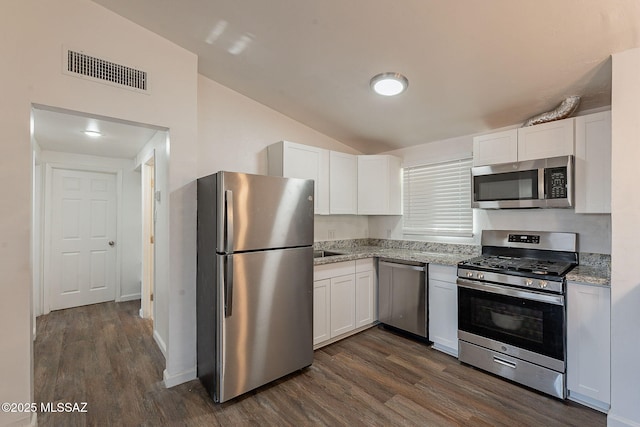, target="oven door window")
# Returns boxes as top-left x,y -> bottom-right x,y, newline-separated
458,286 -> 564,361
473,170 -> 538,201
